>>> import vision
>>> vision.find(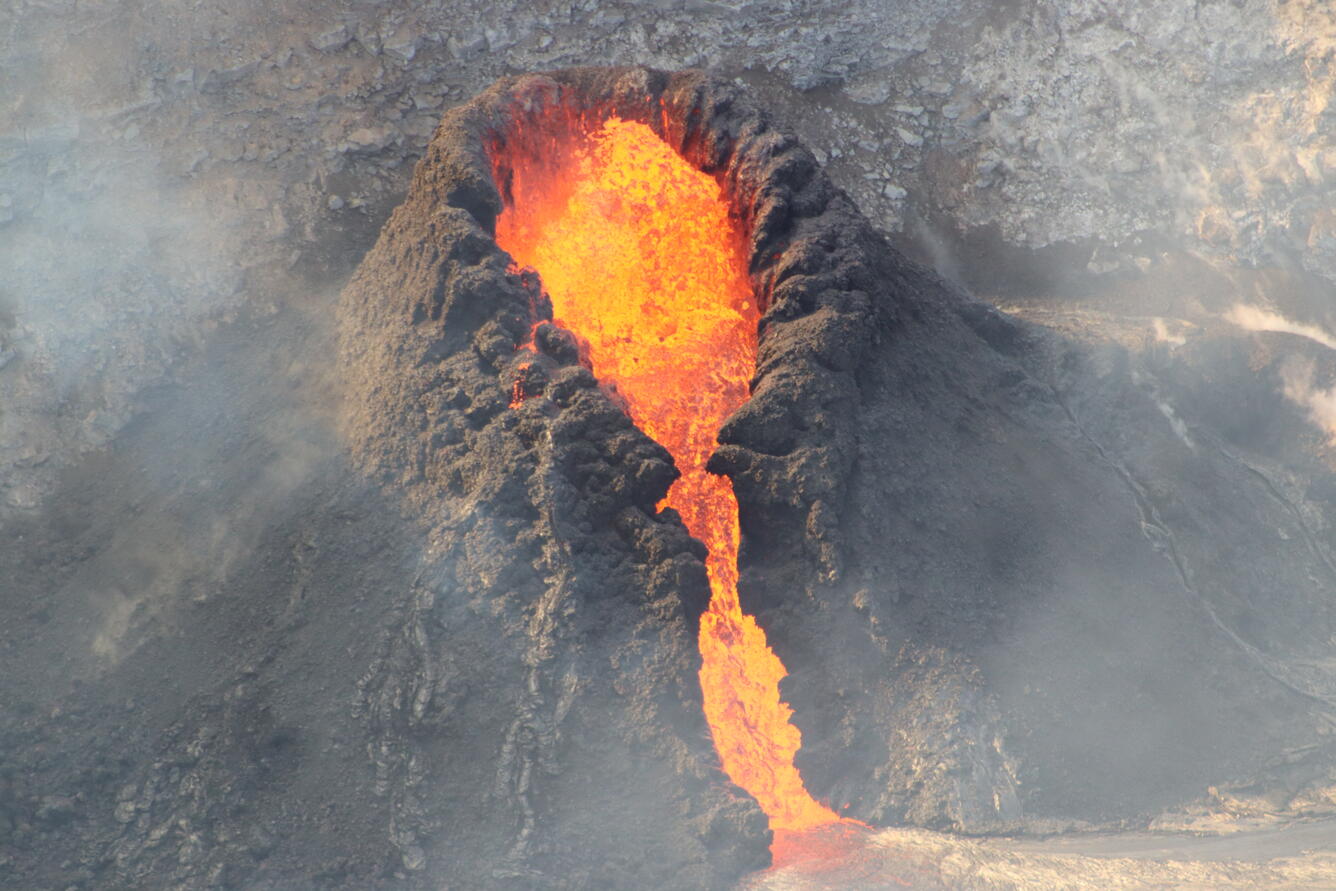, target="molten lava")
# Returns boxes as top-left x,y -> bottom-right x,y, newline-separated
493,114 -> 840,833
